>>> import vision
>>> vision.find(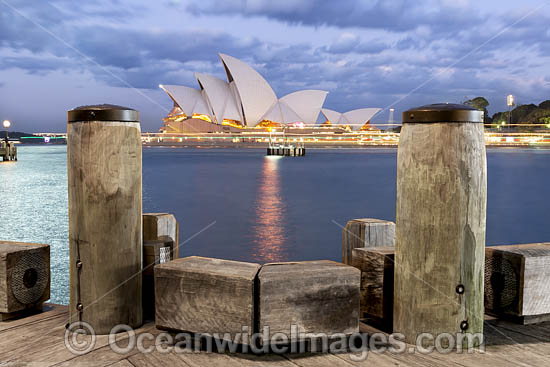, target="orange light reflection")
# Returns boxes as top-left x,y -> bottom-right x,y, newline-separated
250,156 -> 288,262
